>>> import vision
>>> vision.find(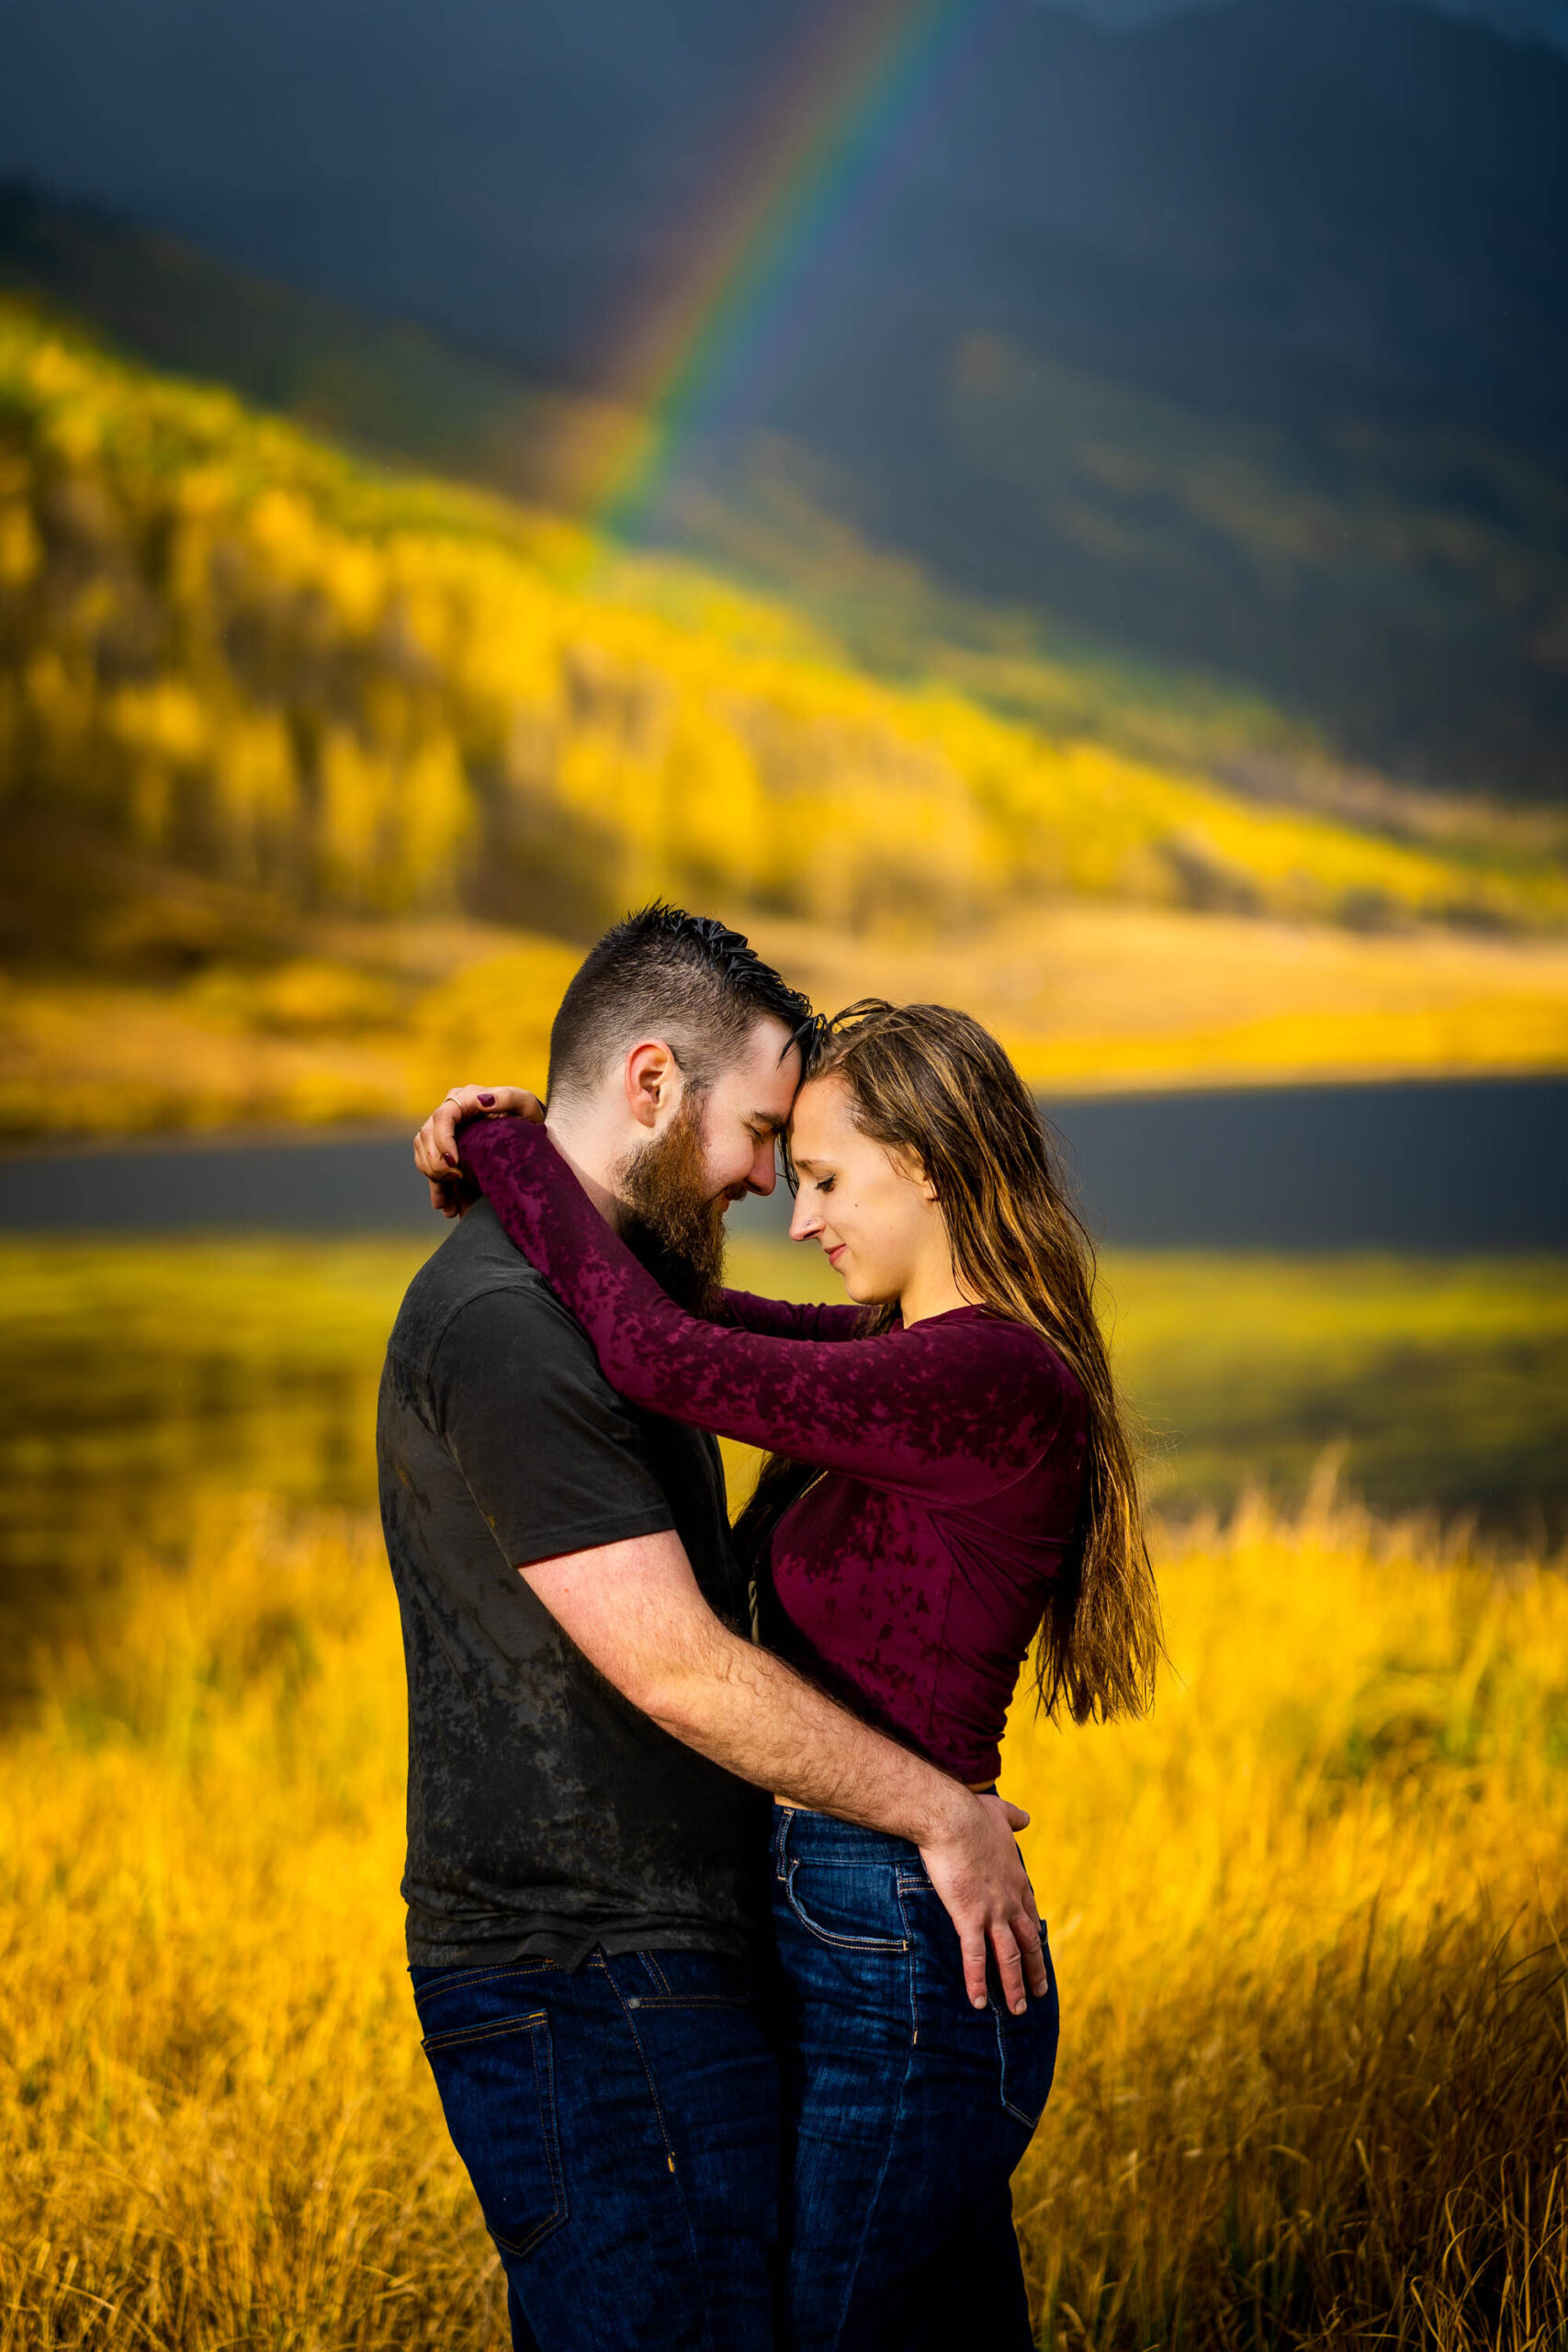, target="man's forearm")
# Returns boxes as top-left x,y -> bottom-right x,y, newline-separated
644,1624 -> 974,1847
520,1533 -> 1039,2007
